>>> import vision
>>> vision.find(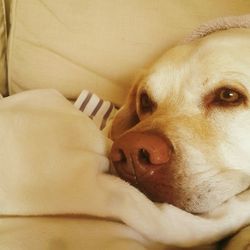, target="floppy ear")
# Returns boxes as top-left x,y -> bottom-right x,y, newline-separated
110,80 -> 140,140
